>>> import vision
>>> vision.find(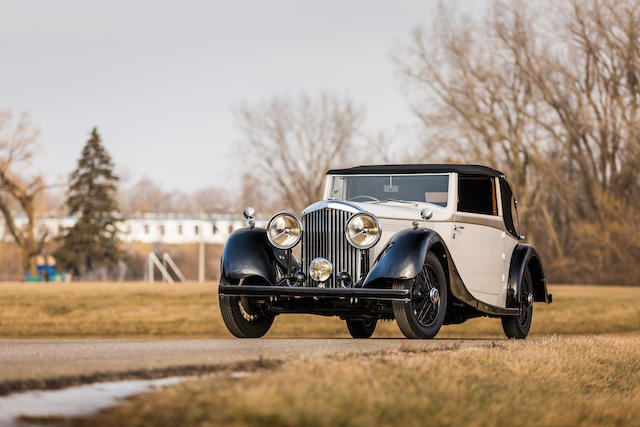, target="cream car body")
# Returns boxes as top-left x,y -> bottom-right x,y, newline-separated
319,173 -> 517,309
